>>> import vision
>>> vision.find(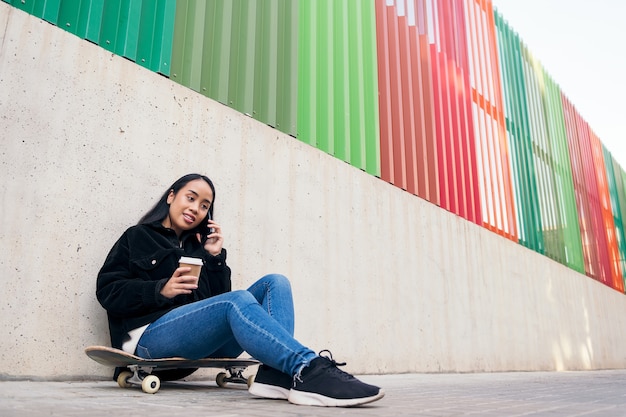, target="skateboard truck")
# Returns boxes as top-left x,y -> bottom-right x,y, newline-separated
216,366 -> 251,387
117,364 -> 254,394
117,364 -> 160,394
